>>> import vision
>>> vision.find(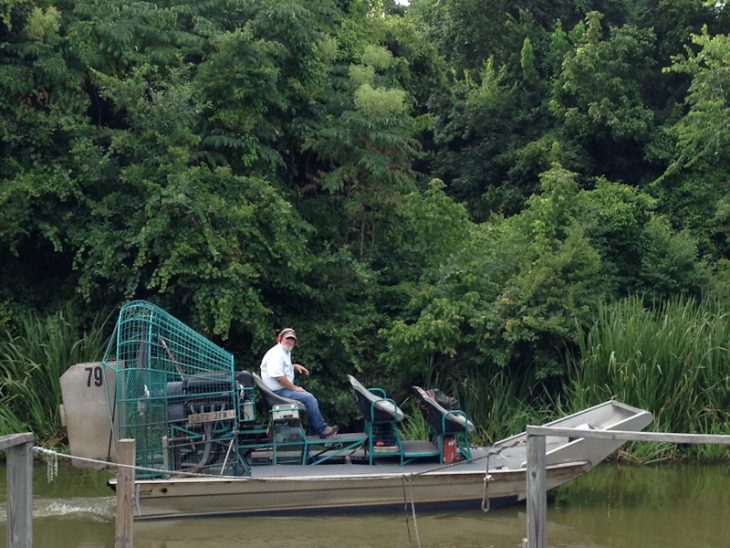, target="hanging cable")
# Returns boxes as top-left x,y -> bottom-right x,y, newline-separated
401,475 -> 422,548
481,453 -> 494,512
45,448 -> 58,482
31,446 -> 243,479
